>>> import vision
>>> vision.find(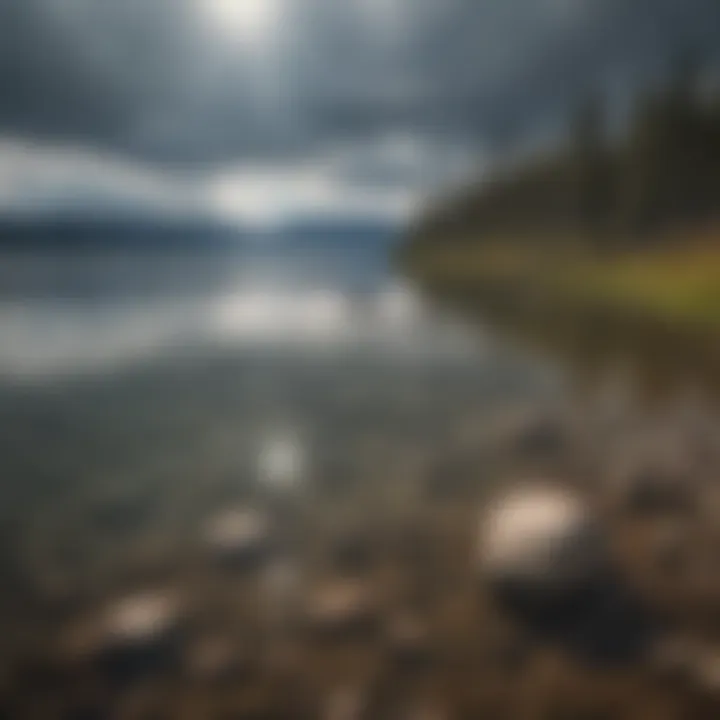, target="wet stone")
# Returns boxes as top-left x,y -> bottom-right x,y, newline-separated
424,454 -> 479,500
392,700 -> 450,720
330,532 -> 376,576
382,614 -> 434,669
650,523 -> 689,576
649,636 -> 698,681
304,579 -> 380,637
628,473 -> 692,516
203,508 -> 273,570
693,649 -> 720,694
66,589 -> 186,685
262,641 -> 305,680
611,451 -> 695,518
478,484 -> 656,664
498,410 -> 568,459
322,685 -> 369,720
183,634 -> 250,683
481,632 -> 532,675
